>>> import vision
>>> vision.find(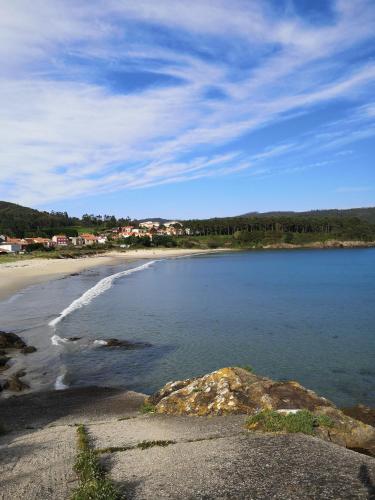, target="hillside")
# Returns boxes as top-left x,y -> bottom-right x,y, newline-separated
240,207 -> 375,224
0,201 -> 75,238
